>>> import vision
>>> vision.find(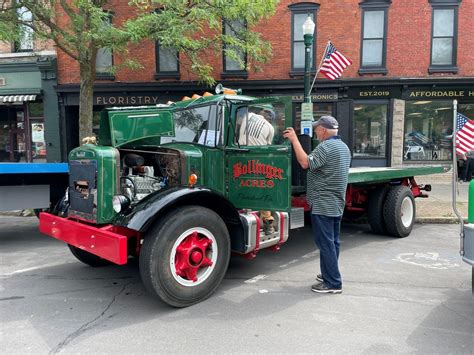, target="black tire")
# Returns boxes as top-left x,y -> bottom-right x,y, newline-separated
139,206 -> 230,307
368,187 -> 389,234
383,185 -> 416,238
52,193 -> 69,217
68,244 -> 112,267
34,208 -> 46,219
